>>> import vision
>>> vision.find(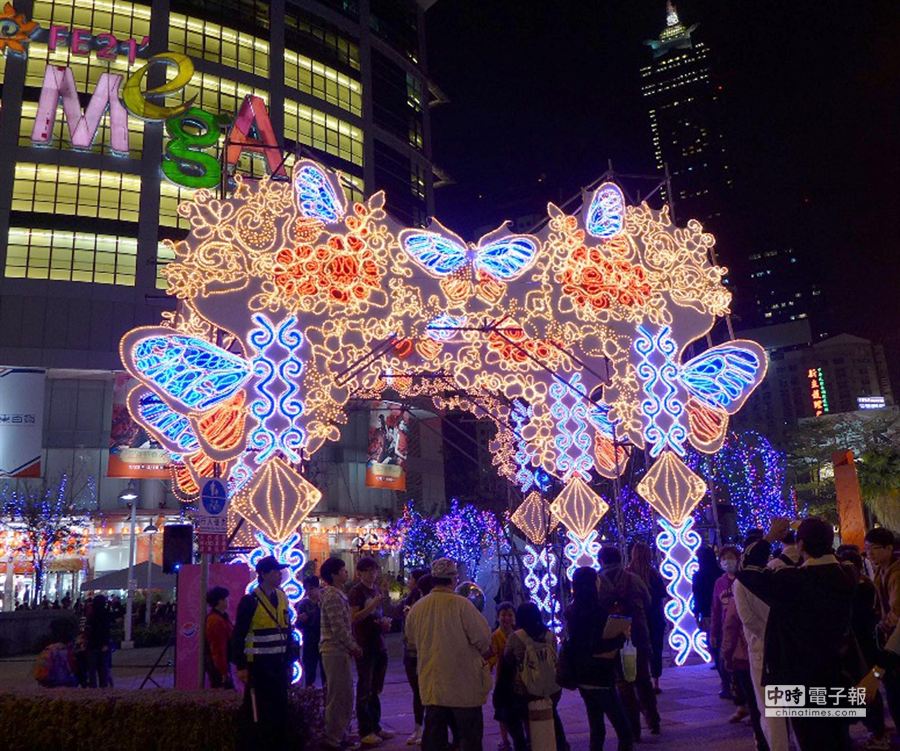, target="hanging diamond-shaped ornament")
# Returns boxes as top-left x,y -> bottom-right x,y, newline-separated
511,491 -> 559,545
549,476 -> 609,541
231,457 -> 321,542
636,450 -> 707,526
